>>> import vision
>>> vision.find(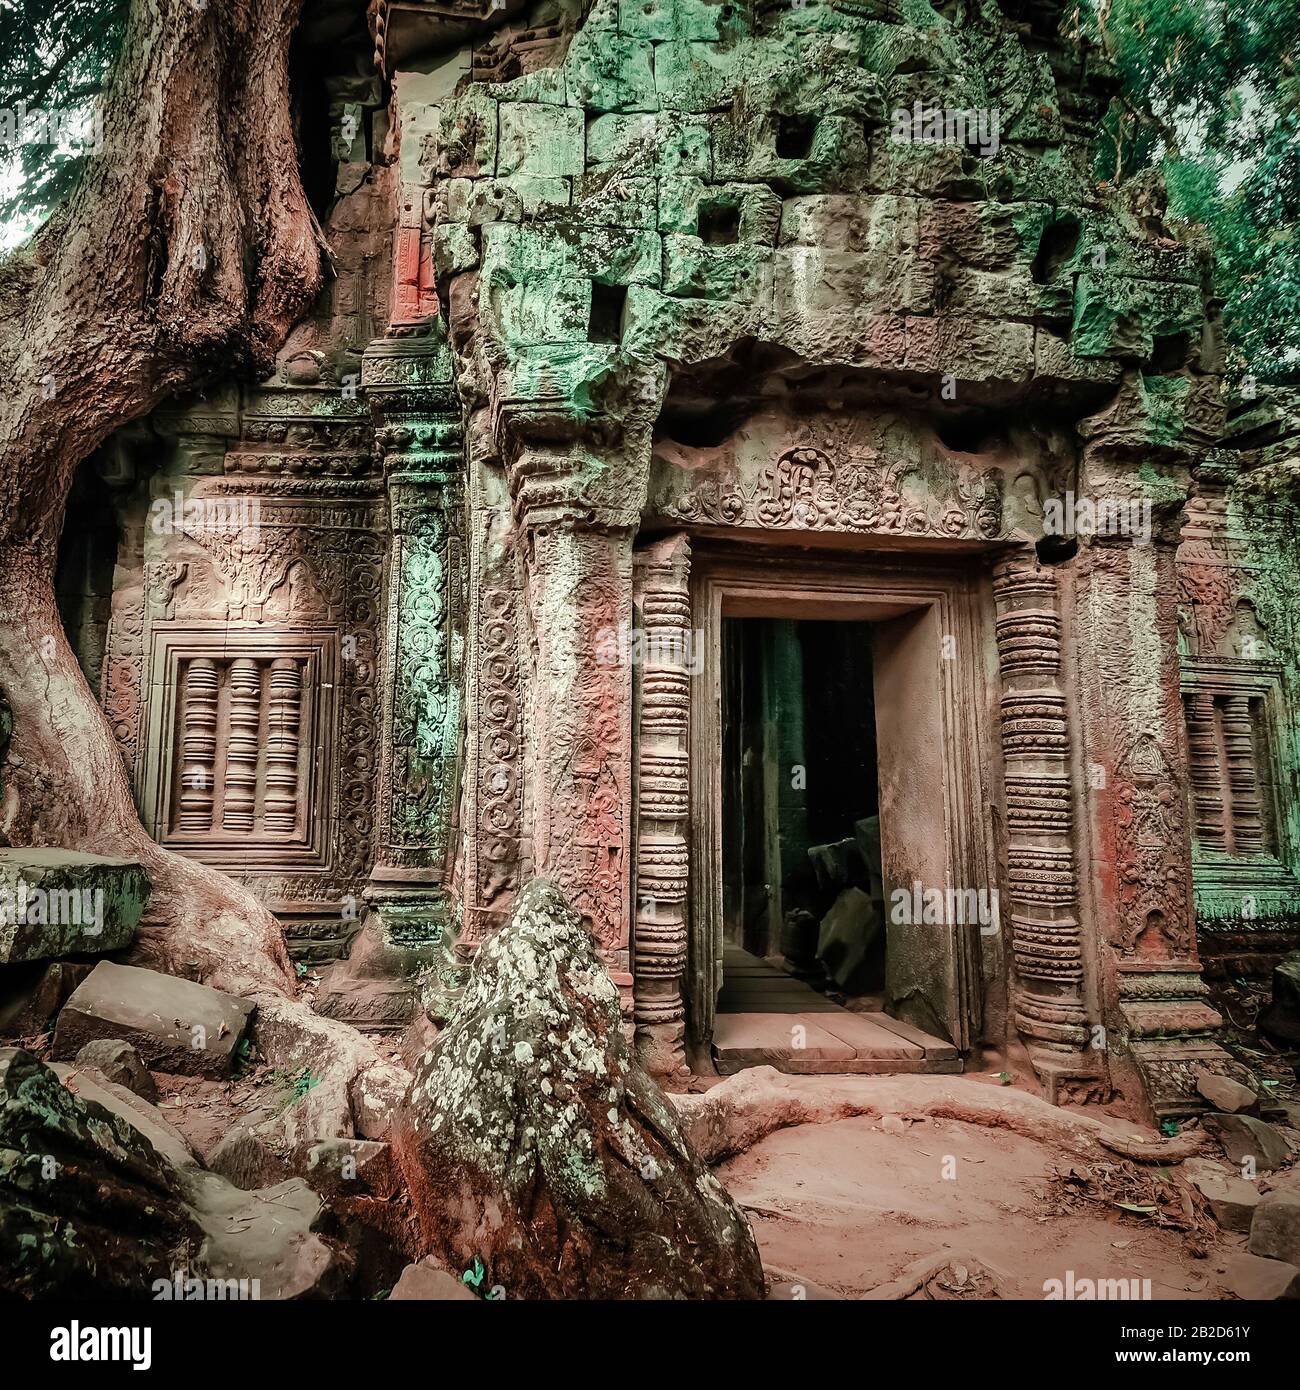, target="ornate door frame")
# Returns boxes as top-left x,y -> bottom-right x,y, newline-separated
681,545 -> 997,1054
